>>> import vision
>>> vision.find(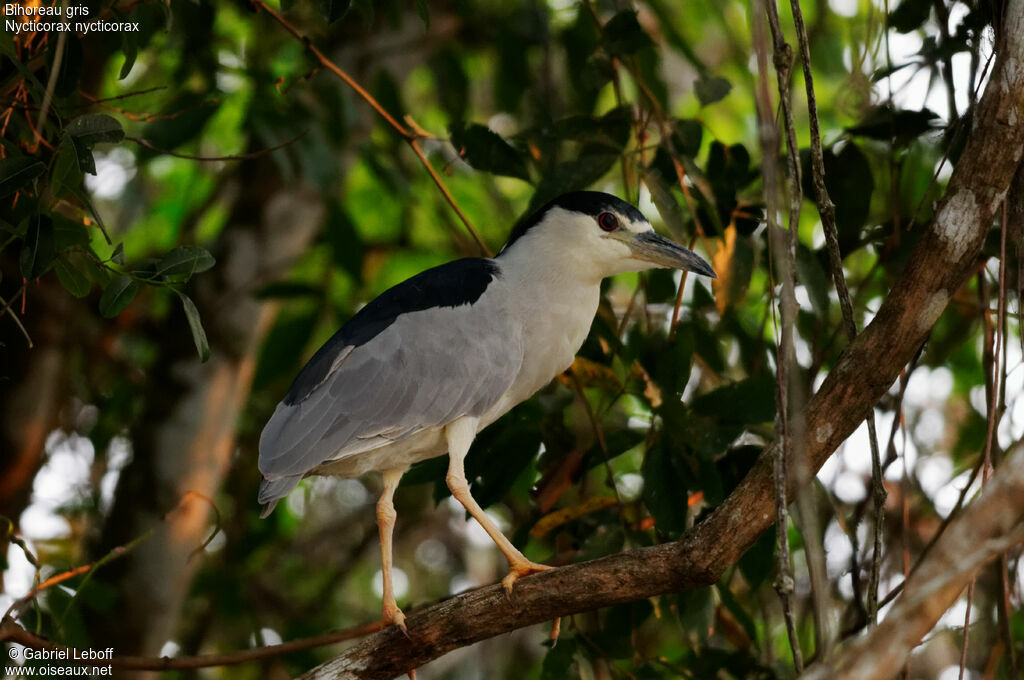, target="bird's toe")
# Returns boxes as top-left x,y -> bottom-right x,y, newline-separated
383,604 -> 409,636
501,560 -> 553,595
